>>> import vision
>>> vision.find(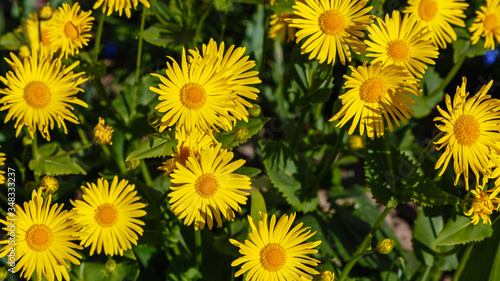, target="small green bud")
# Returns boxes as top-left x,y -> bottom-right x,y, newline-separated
376,238 -> 396,254
147,111 -> 162,131
22,135 -> 33,146
248,104 -> 261,117
234,127 -> 250,143
105,259 -> 117,272
38,5 -> 53,20
40,176 -> 59,193
0,267 -> 8,280
126,159 -> 141,170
